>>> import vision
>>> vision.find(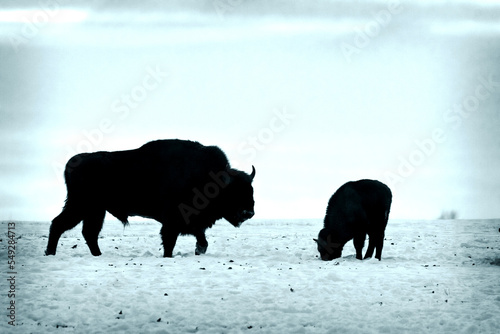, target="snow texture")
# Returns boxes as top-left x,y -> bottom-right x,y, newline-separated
1,219 -> 500,333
